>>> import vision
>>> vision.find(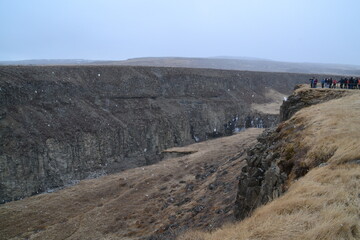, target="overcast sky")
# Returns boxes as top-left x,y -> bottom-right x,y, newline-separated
1,0 -> 359,65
